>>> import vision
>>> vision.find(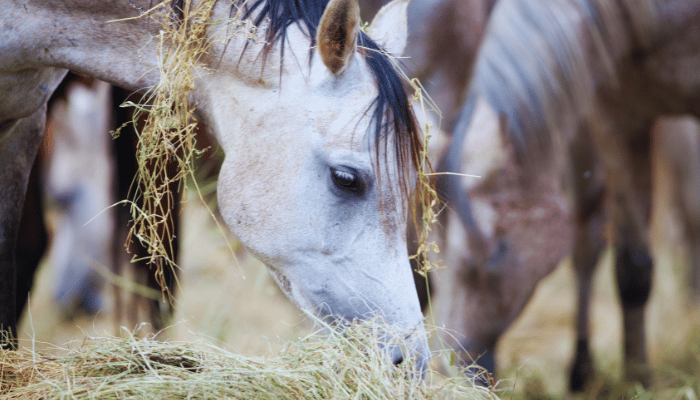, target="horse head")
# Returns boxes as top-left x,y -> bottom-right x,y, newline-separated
434,95 -> 572,372
197,0 -> 429,368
